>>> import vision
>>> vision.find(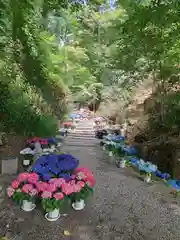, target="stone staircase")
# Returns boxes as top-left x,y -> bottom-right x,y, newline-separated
63,120 -> 98,147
